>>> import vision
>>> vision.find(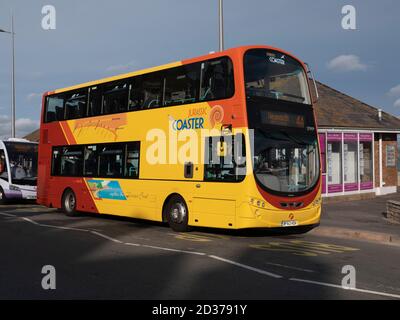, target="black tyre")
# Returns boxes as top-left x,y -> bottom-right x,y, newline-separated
61,189 -> 78,217
0,187 -> 6,204
166,195 -> 190,232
